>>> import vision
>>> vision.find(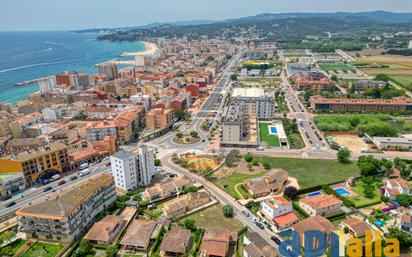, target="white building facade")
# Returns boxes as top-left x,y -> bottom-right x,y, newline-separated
110,145 -> 155,191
